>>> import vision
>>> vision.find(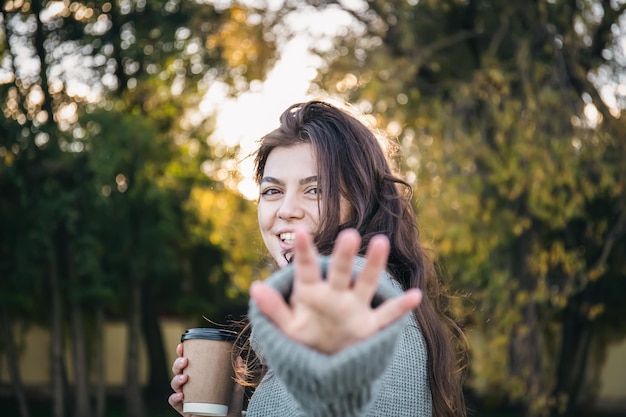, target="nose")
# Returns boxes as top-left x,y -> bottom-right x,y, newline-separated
277,192 -> 304,220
